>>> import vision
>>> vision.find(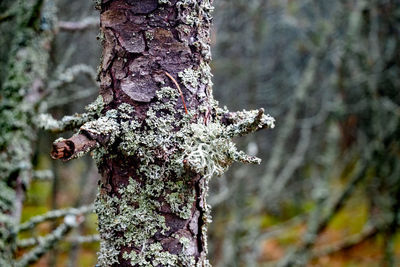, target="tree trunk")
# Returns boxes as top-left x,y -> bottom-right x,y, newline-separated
52,1 -> 274,266
0,0 -> 55,265
94,1 -> 214,265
